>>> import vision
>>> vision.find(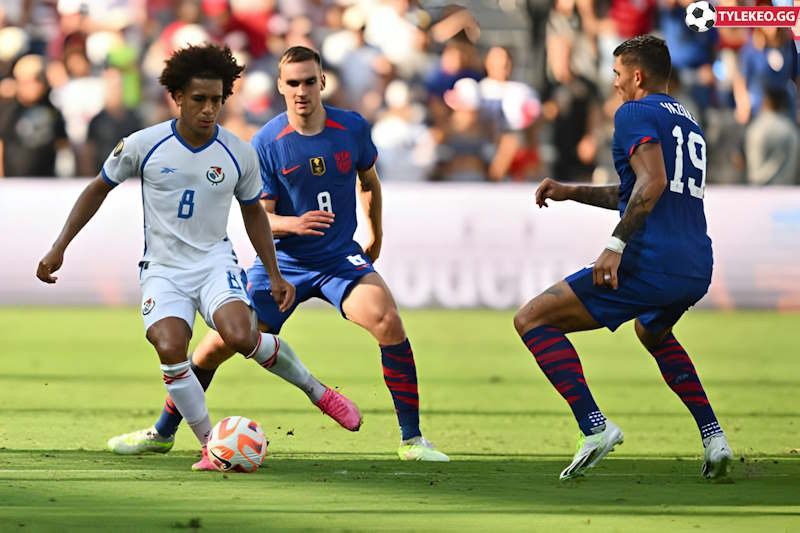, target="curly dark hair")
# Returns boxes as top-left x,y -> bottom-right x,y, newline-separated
159,44 -> 244,102
613,35 -> 671,86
